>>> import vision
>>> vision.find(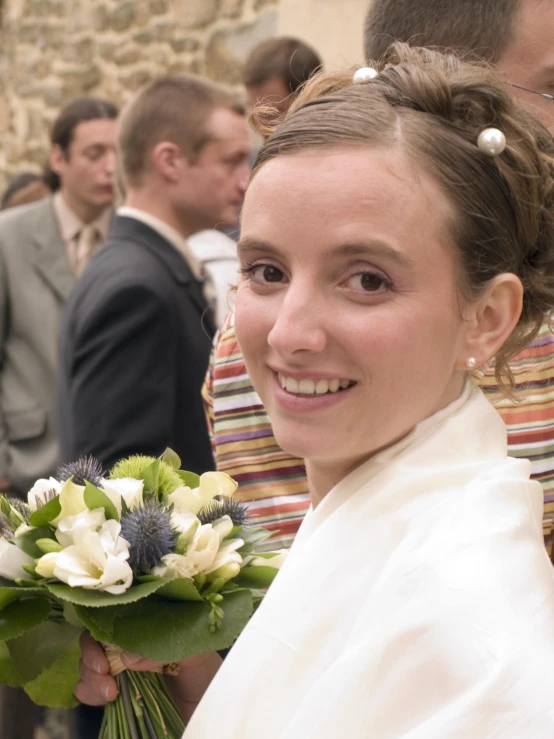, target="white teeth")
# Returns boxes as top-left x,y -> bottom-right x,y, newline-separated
285,377 -> 299,393
298,379 -> 316,394
278,374 -> 353,395
315,379 -> 329,394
